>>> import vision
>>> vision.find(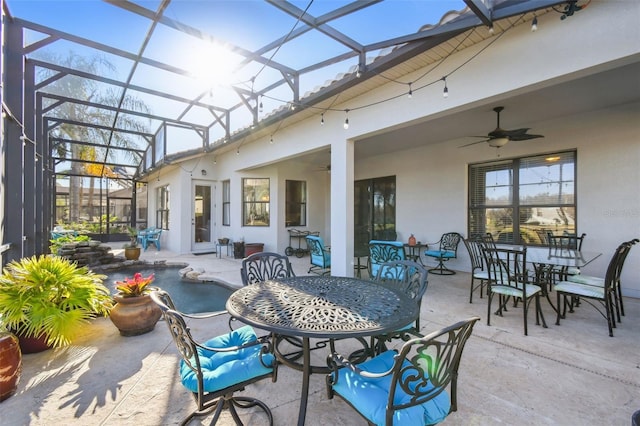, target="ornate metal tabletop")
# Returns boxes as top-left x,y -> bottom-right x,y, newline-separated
226,275 -> 418,339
